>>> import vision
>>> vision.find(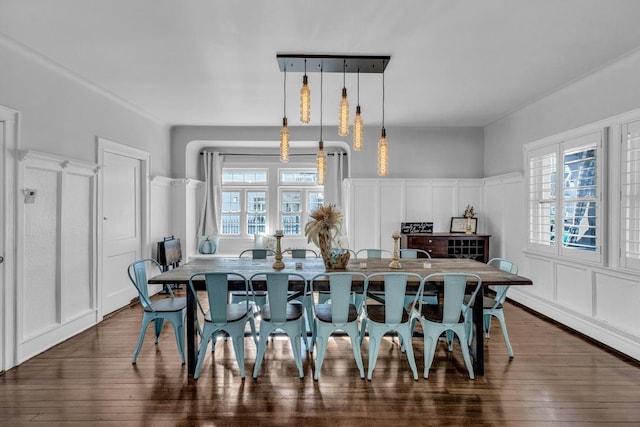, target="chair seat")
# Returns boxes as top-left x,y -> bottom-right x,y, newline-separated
365,305 -> 410,324
463,295 -> 503,310
203,304 -> 251,323
260,302 -> 304,322
417,304 -> 464,324
314,303 -> 359,323
144,296 -> 187,313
